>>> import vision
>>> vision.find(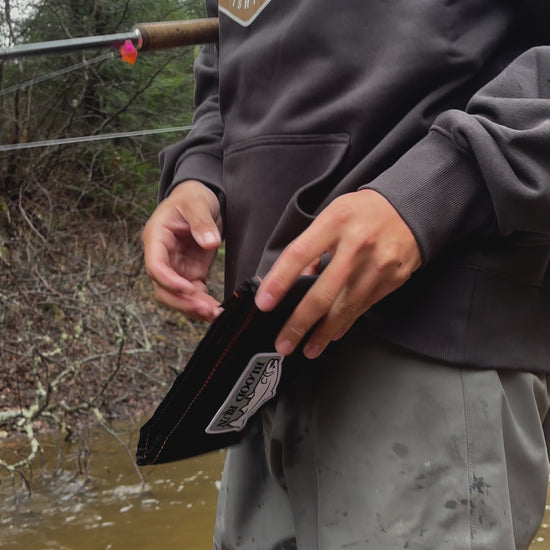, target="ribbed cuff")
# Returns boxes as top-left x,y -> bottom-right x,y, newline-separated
160,151 -> 223,200
363,129 -> 496,264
